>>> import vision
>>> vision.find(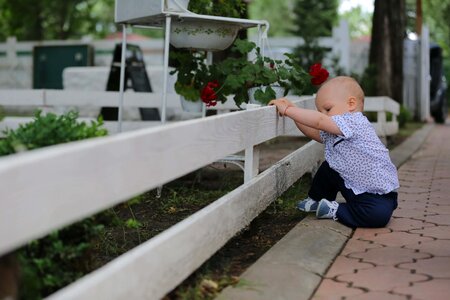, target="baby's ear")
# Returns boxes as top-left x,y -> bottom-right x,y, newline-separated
347,96 -> 358,111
